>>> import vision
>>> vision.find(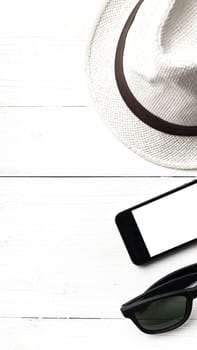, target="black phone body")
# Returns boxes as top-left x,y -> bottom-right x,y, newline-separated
115,180 -> 197,265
